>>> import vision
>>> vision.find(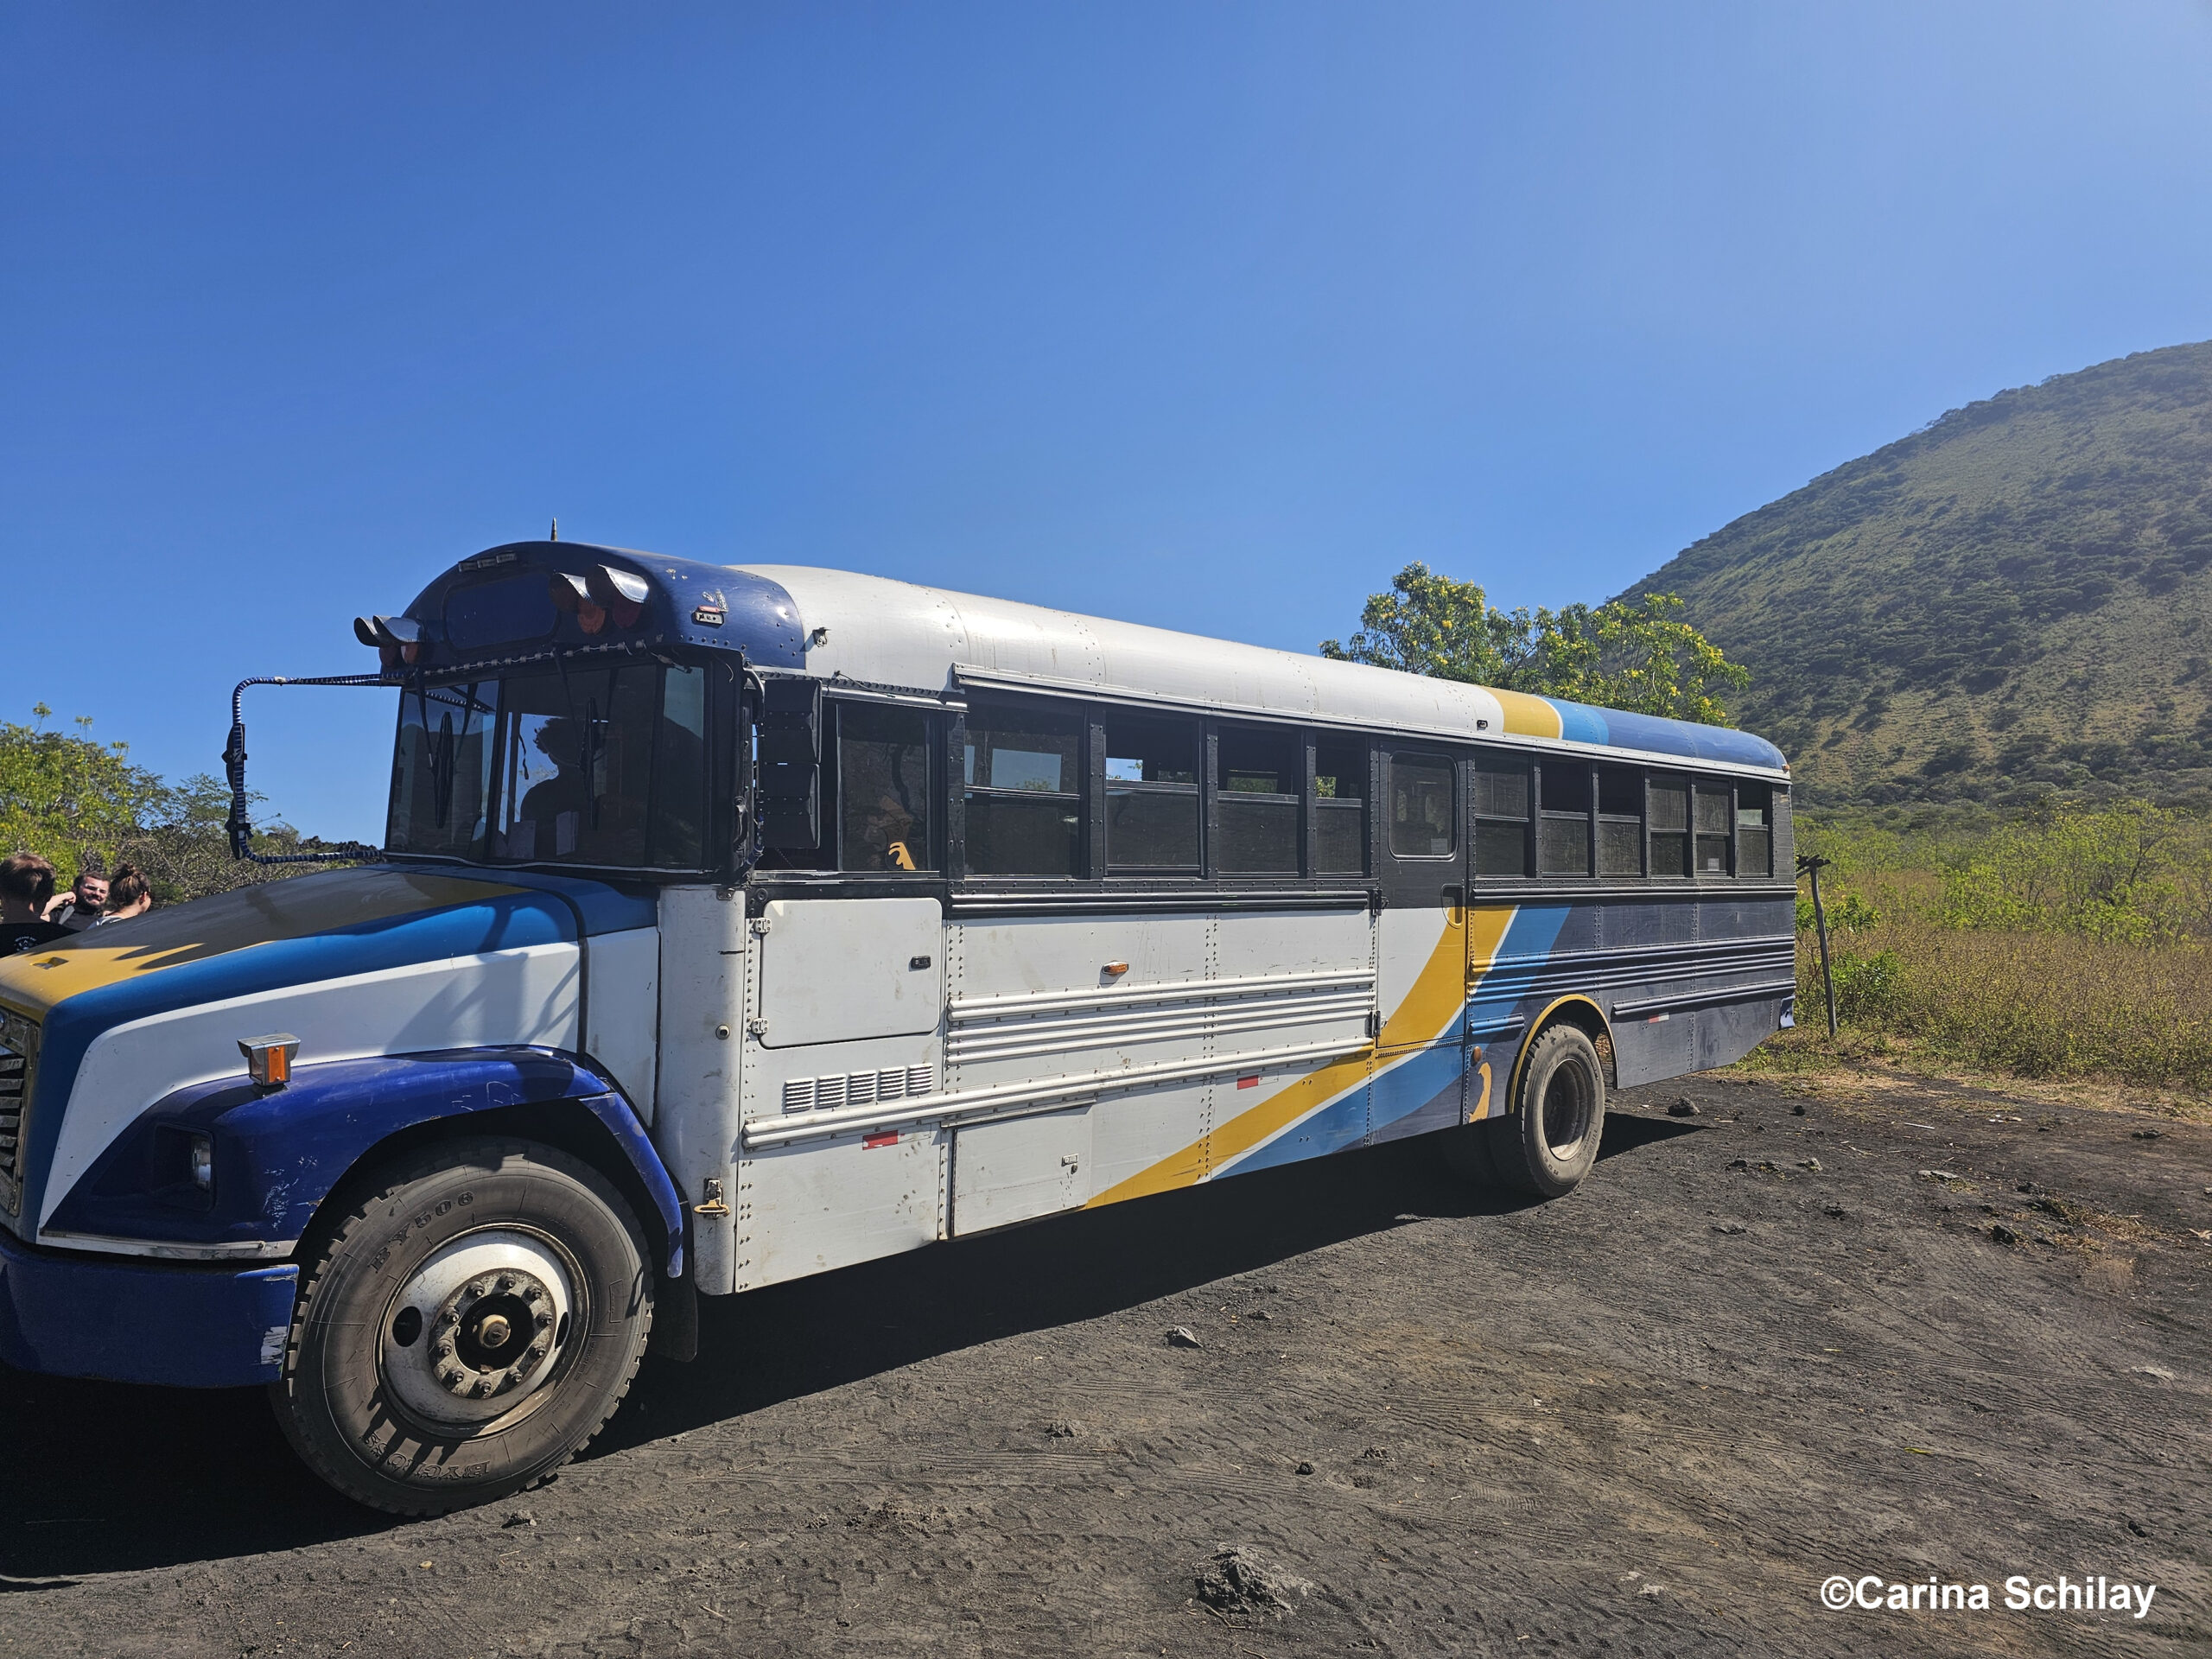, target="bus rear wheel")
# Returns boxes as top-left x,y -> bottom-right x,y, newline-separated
1450,1025 -> 1606,1199
1501,1024 -> 1606,1198
270,1136 -> 653,1516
